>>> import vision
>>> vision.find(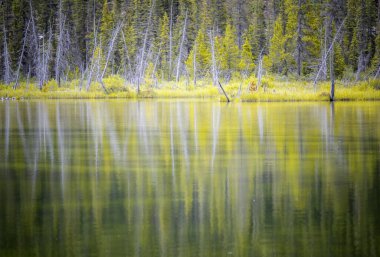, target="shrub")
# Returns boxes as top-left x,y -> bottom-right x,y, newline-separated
104,75 -> 129,92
